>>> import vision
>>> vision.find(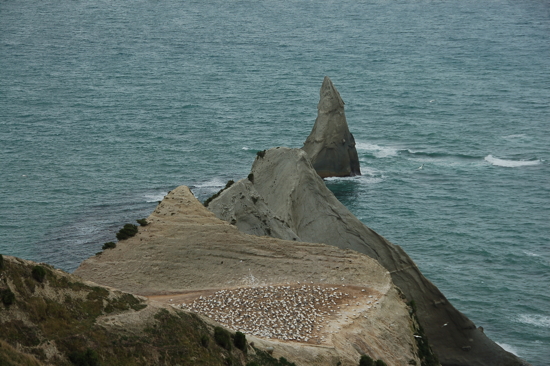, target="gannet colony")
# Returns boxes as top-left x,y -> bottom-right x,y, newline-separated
179,284 -> 379,343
